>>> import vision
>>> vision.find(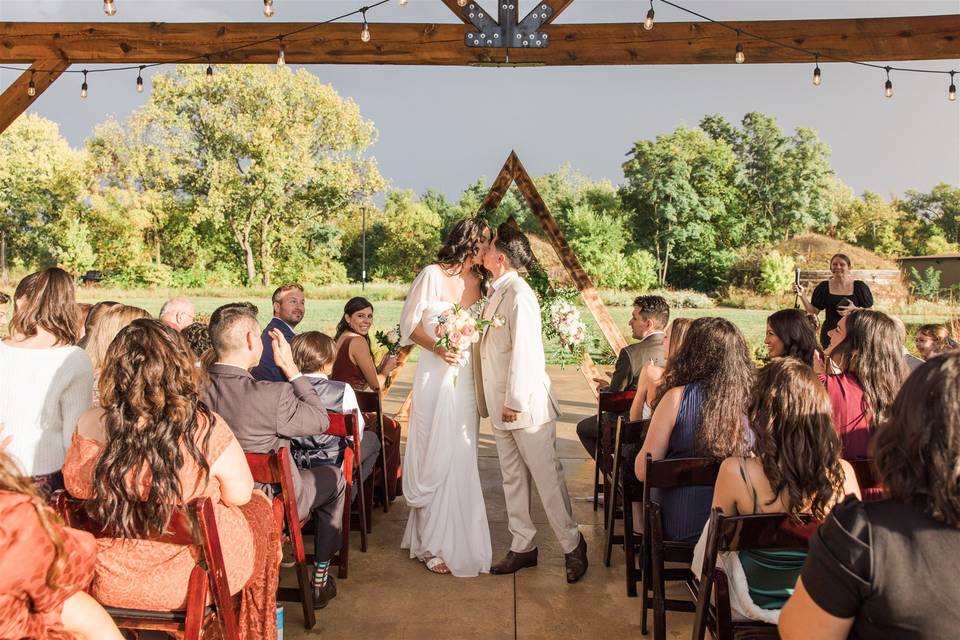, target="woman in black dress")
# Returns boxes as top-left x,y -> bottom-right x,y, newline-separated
795,253 -> 873,347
